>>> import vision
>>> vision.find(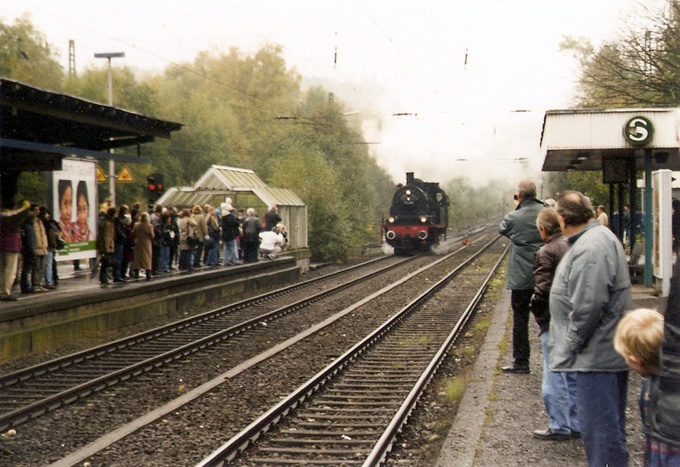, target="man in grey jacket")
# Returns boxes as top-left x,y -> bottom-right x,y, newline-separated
549,191 -> 631,467
499,179 -> 544,373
